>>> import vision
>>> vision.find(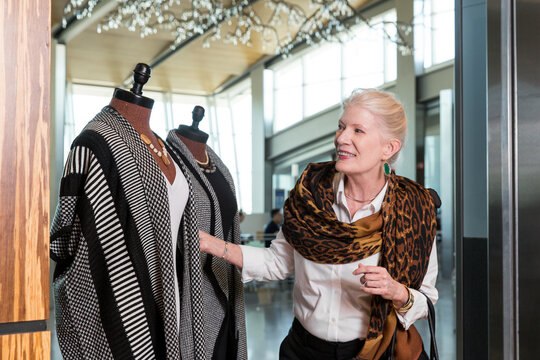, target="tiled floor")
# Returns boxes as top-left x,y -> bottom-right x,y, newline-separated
244,281 -> 295,359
